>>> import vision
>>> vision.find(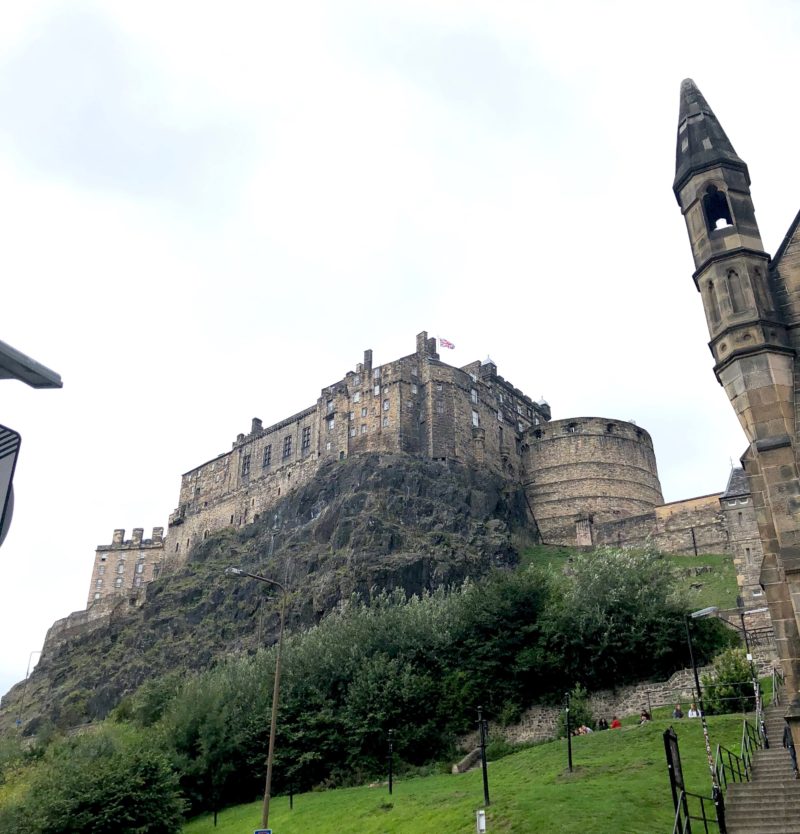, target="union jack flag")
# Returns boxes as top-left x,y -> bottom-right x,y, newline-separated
439,337 -> 455,350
